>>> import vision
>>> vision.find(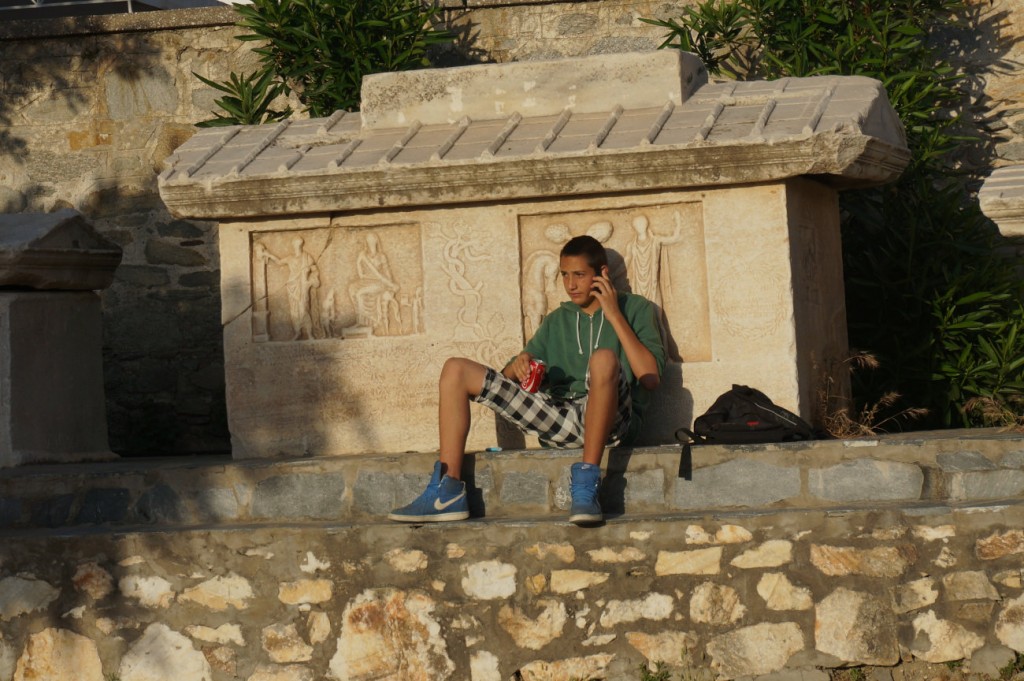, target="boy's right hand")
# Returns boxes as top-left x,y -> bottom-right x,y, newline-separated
503,352 -> 533,382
